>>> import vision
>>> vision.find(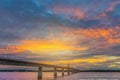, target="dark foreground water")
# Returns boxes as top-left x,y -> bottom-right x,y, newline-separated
0,72 -> 120,80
